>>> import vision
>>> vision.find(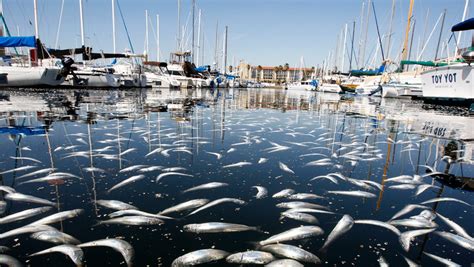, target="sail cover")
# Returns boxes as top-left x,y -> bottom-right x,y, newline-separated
451,18 -> 474,32
0,36 -> 36,47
